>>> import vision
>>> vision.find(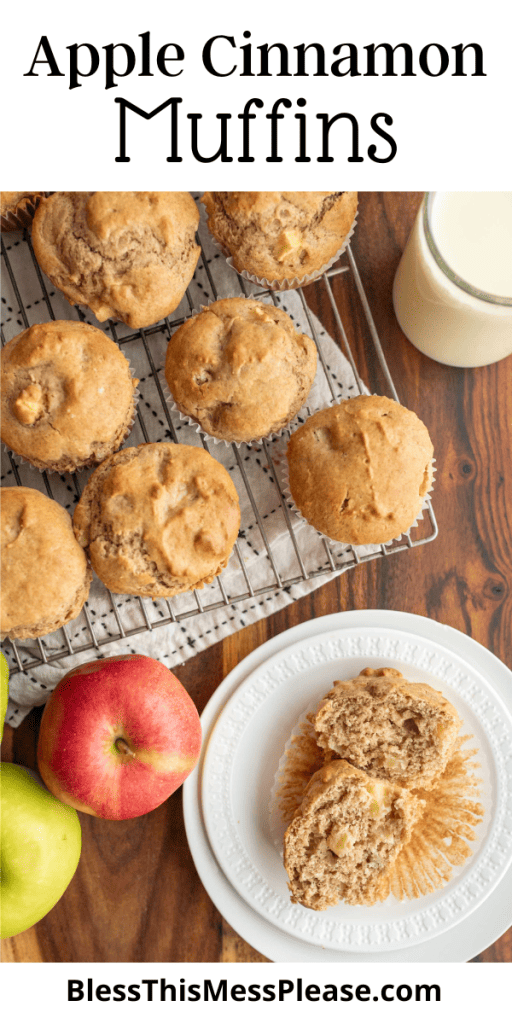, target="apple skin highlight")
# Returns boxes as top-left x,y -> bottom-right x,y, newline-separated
37,654 -> 202,820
